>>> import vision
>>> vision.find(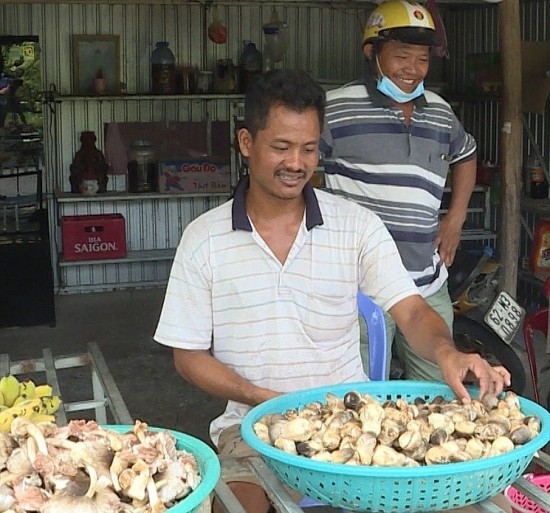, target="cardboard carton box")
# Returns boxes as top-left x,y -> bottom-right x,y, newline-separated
158,158 -> 231,194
